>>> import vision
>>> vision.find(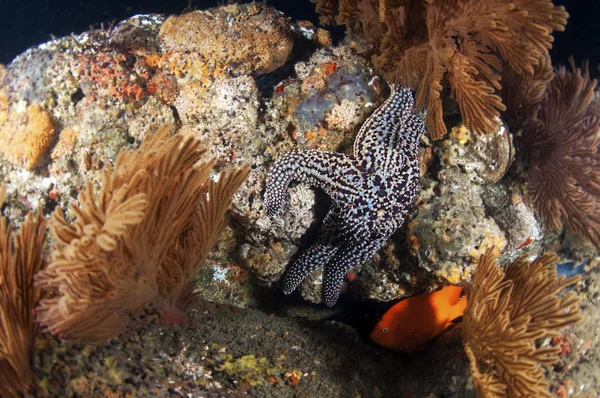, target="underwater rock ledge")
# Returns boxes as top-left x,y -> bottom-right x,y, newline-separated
0,2 -> 597,307
0,2 -> 598,397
